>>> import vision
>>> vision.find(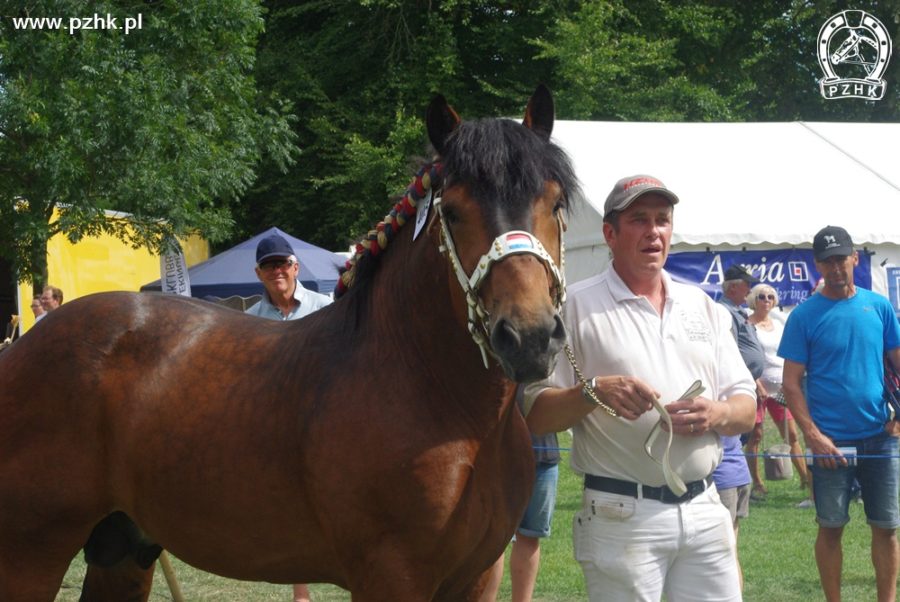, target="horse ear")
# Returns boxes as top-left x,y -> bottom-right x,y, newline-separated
522,84 -> 554,140
426,94 -> 461,156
